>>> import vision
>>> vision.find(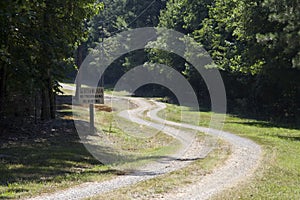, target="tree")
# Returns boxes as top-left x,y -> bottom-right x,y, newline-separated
196,0 -> 300,120
149,0 -> 299,121
147,0 -> 213,104
0,0 -> 103,120
82,0 -> 166,87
